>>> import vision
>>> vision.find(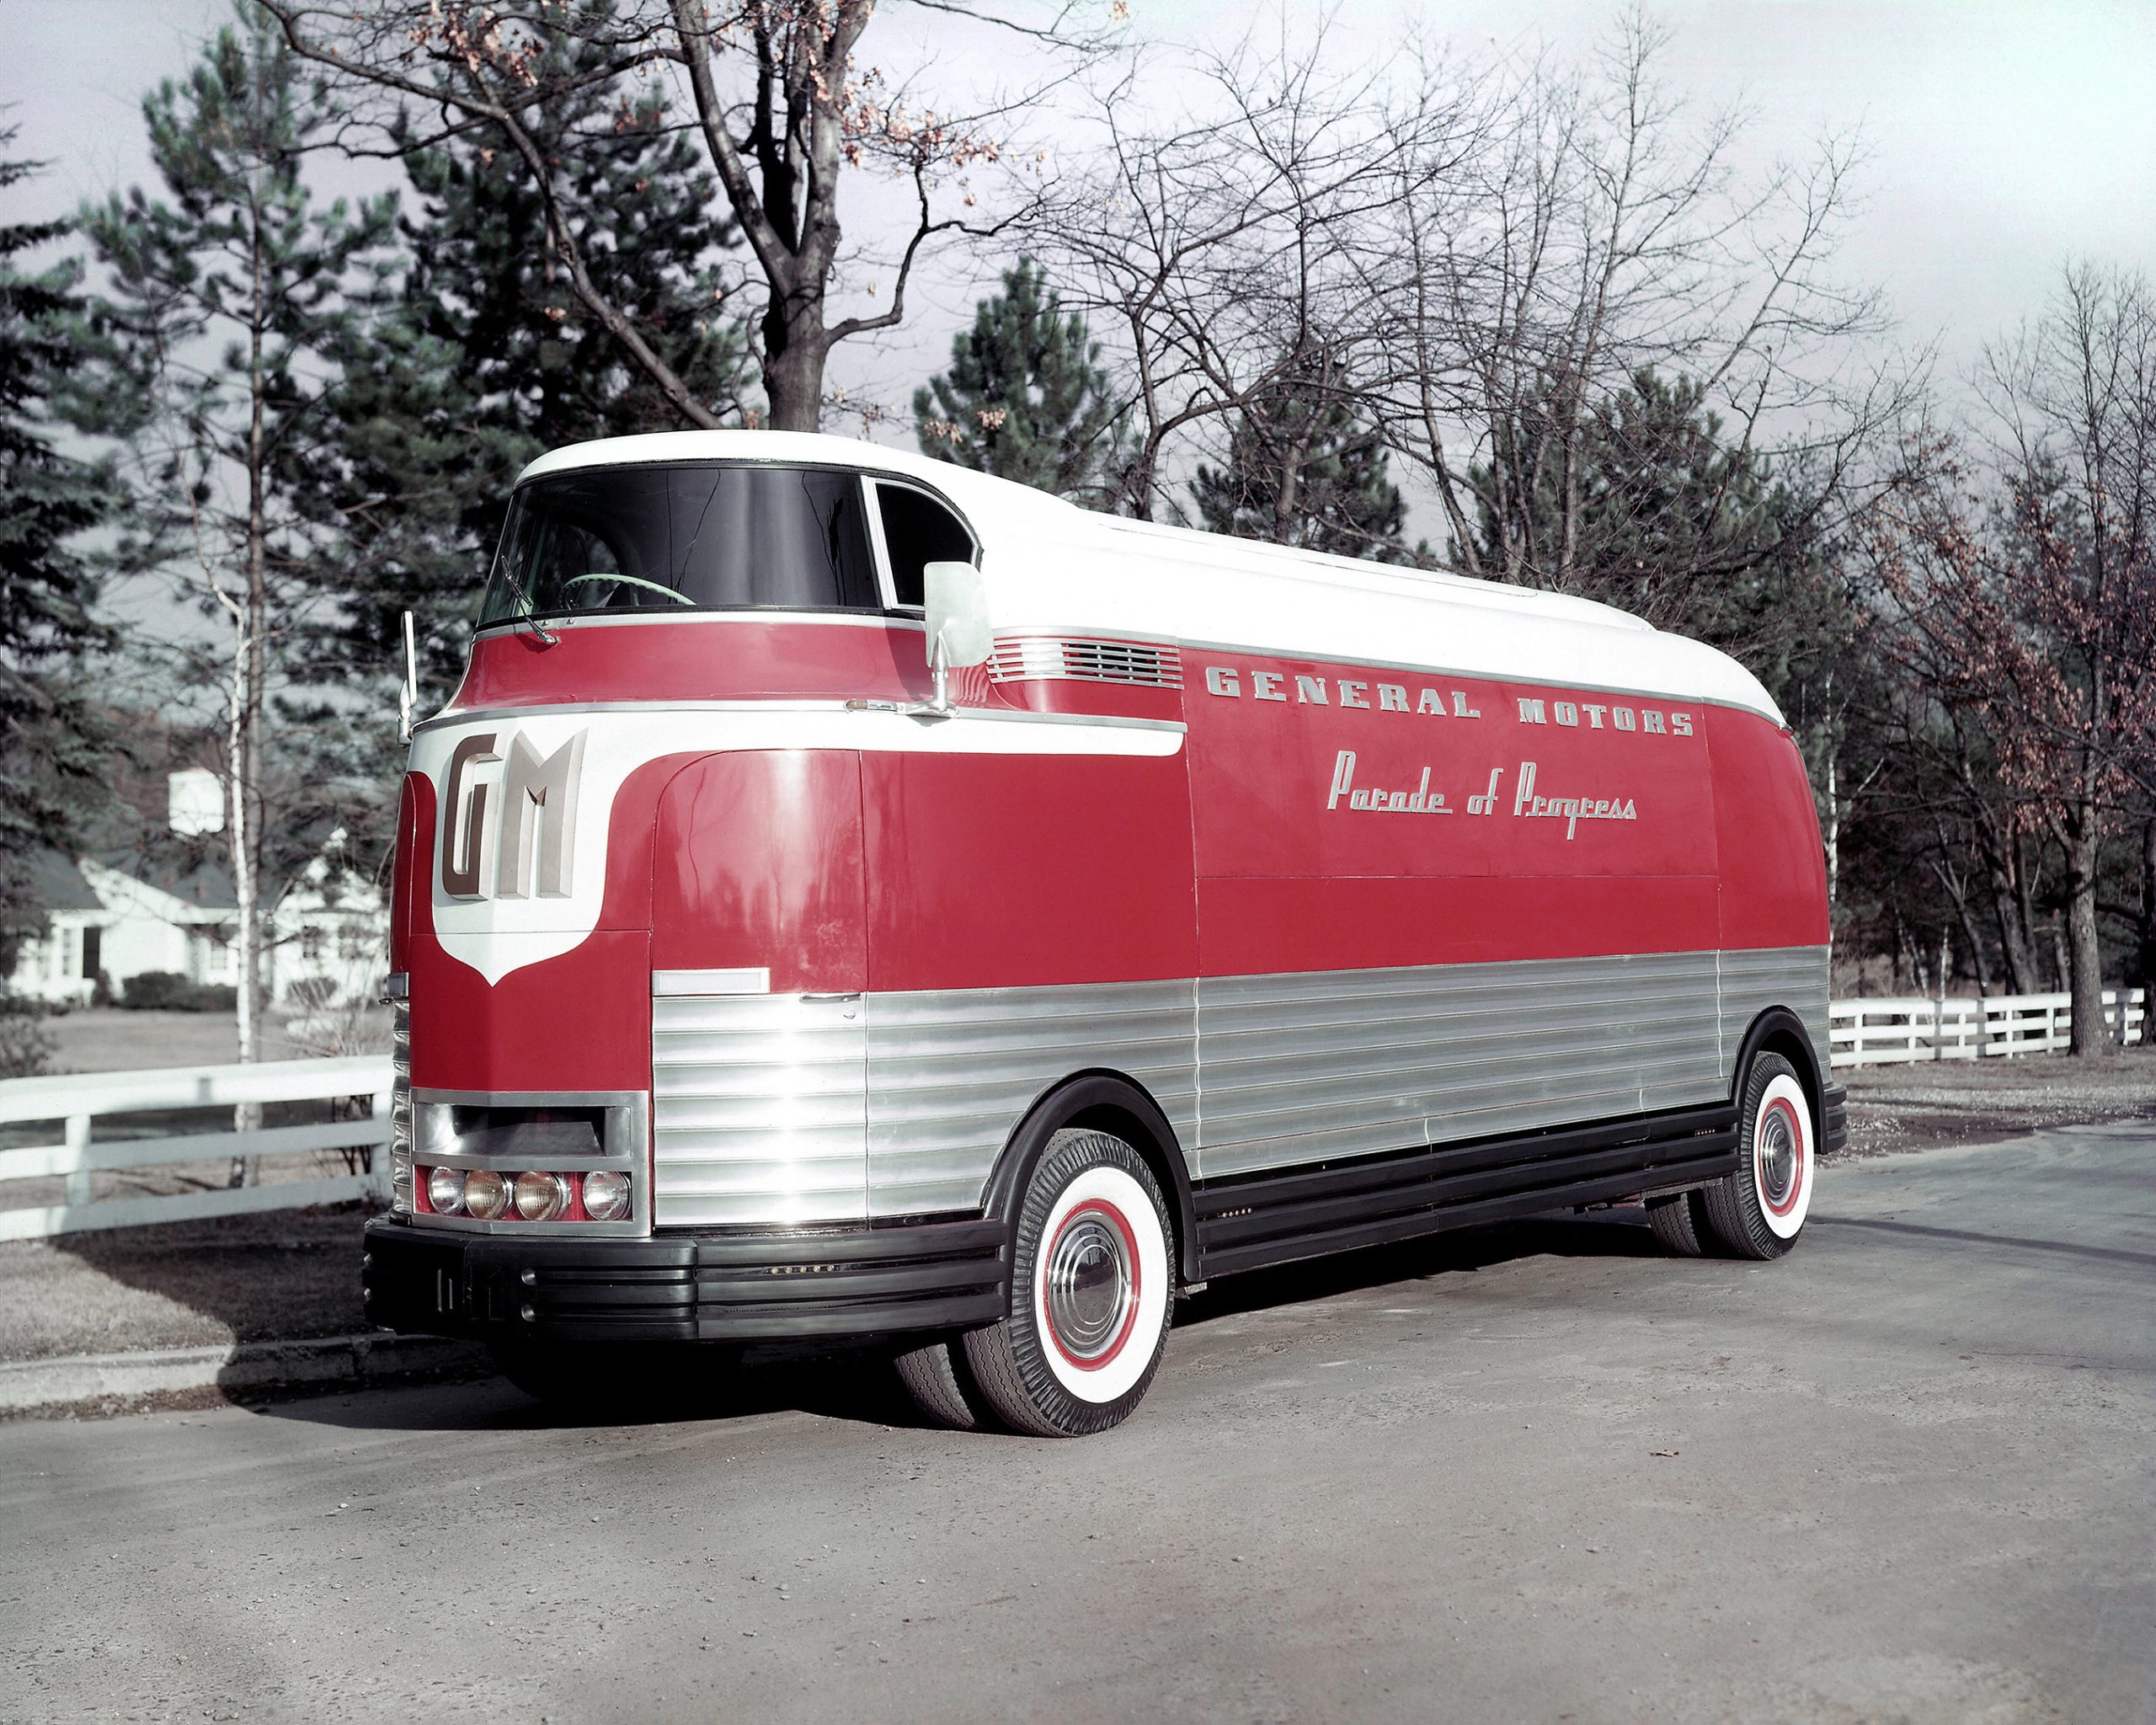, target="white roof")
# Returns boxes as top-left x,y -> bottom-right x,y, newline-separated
518,430 -> 1784,722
